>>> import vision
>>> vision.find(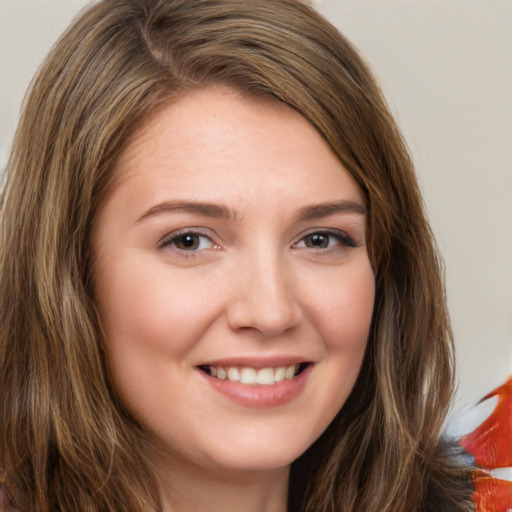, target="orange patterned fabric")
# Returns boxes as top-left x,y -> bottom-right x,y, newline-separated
460,376 -> 512,512
472,471 -> 512,512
